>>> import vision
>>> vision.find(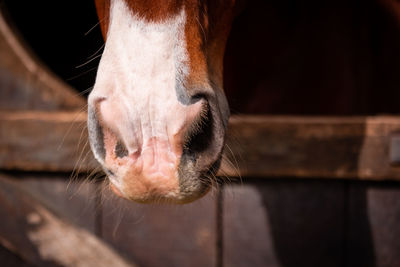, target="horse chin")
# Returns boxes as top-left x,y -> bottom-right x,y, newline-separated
108,168 -> 215,204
